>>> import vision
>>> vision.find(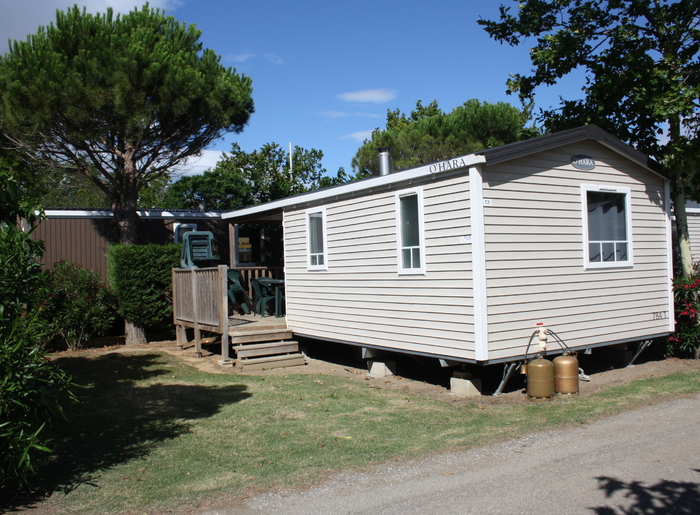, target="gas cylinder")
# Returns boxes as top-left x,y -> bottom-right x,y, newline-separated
526,358 -> 554,400
553,354 -> 579,395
